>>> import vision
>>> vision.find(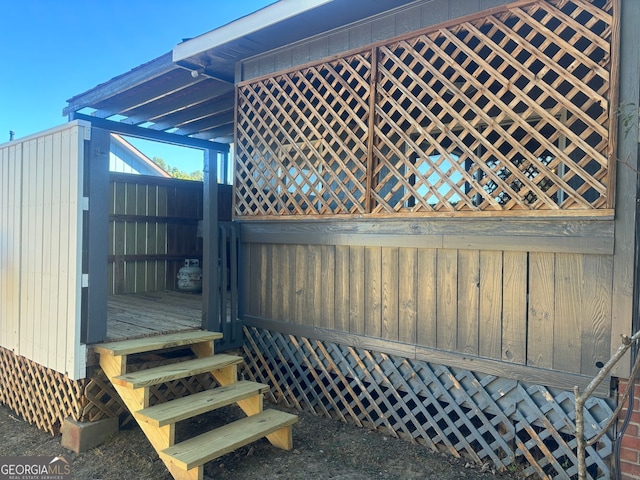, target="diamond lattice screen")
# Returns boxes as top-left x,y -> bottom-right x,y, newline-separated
236,52 -> 372,216
236,0 -> 614,217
